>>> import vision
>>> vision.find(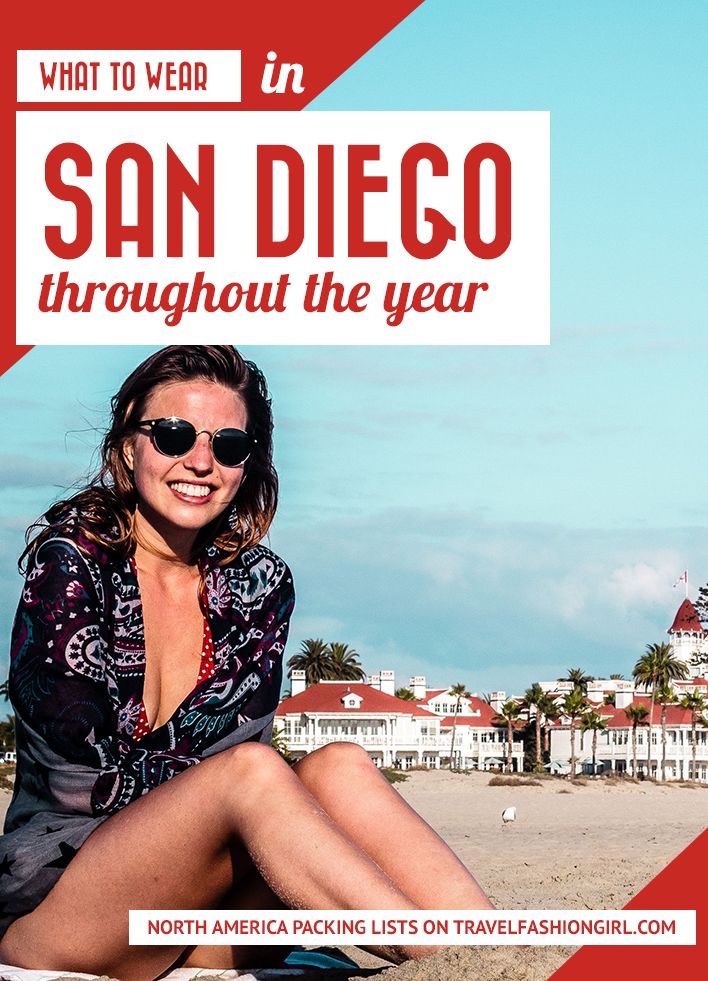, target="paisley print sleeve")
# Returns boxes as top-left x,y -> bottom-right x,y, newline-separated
9,536 -> 174,816
10,536 -> 113,769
